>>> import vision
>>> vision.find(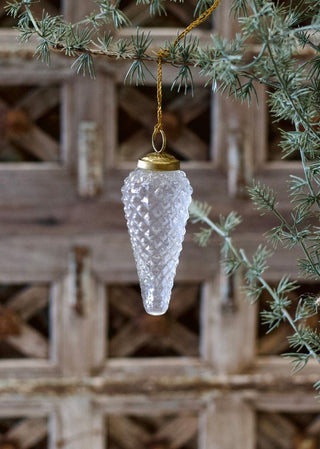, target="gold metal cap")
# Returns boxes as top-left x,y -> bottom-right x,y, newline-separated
137,151 -> 180,171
